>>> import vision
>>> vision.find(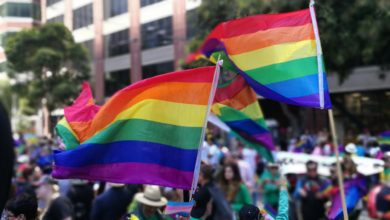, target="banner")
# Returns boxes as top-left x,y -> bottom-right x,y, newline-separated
275,152 -> 384,176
